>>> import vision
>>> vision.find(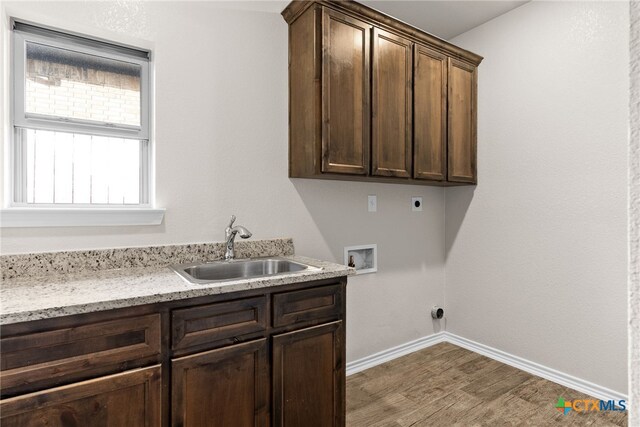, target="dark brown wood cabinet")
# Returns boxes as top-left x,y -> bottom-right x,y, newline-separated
1,365 -> 162,427
0,278 -> 348,427
0,313 -> 161,396
320,8 -> 371,175
171,297 -> 267,353
283,0 -> 482,186
172,339 -> 269,427
272,283 -> 343,328
371,28 -> 412,178
414,43 -> 448,181
448,58 -> 477,183
273,322 -> 344,427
